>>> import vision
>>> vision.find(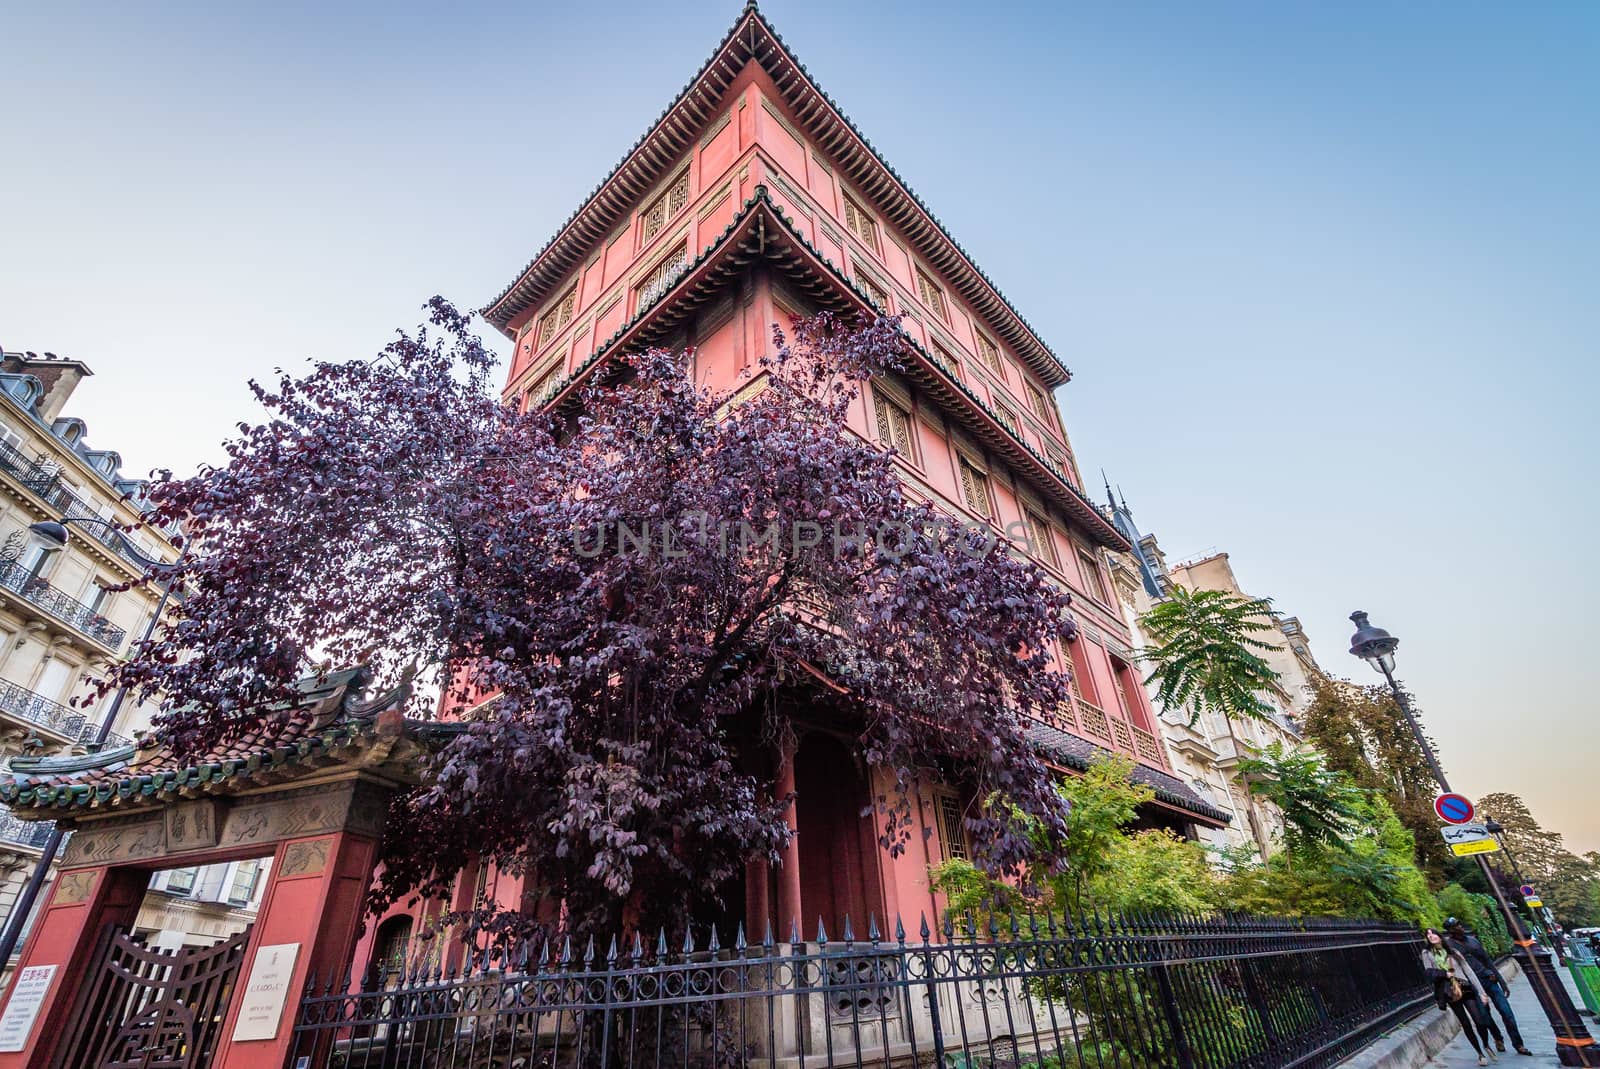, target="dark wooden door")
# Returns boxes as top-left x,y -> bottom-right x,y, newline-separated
52,925 -> 250,1069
